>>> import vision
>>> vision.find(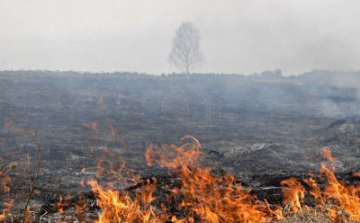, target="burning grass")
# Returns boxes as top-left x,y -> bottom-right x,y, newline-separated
1,137 -> 360,222
0,162 -> 16,221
